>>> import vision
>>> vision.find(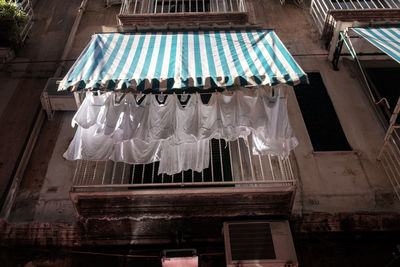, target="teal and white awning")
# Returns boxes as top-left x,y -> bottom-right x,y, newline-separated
59,30 -> 307,91
351,27 -> 400,64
